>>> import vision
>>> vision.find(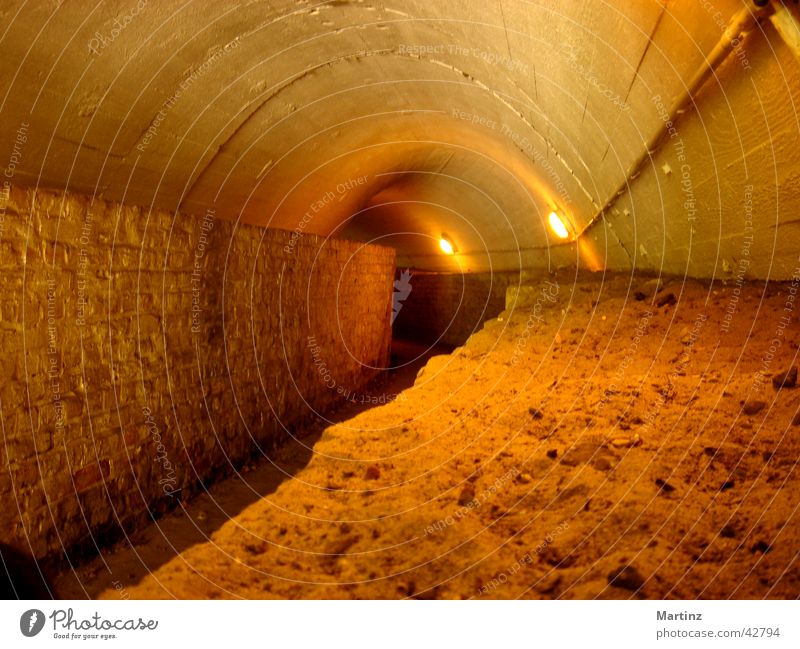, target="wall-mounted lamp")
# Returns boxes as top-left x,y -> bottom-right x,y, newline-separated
548,211 -> 570,240
439,235 -> 456,255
